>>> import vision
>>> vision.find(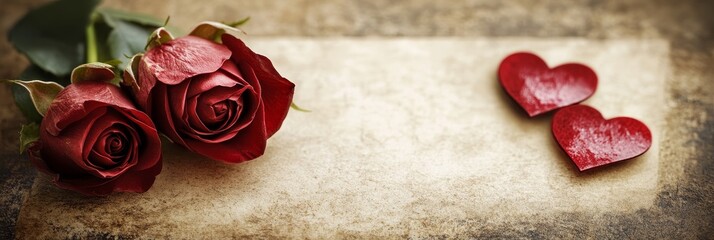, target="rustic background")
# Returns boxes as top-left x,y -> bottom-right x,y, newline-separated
1,0 -> 713,238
